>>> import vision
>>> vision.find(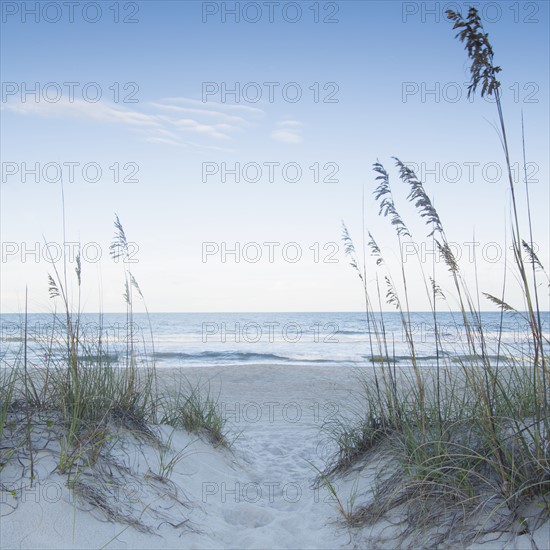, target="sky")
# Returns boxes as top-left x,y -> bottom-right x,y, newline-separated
1,0 -> 549,313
